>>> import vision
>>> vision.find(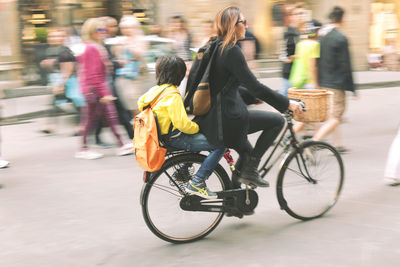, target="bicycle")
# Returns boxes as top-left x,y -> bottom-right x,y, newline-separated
140,110 -> 344,243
